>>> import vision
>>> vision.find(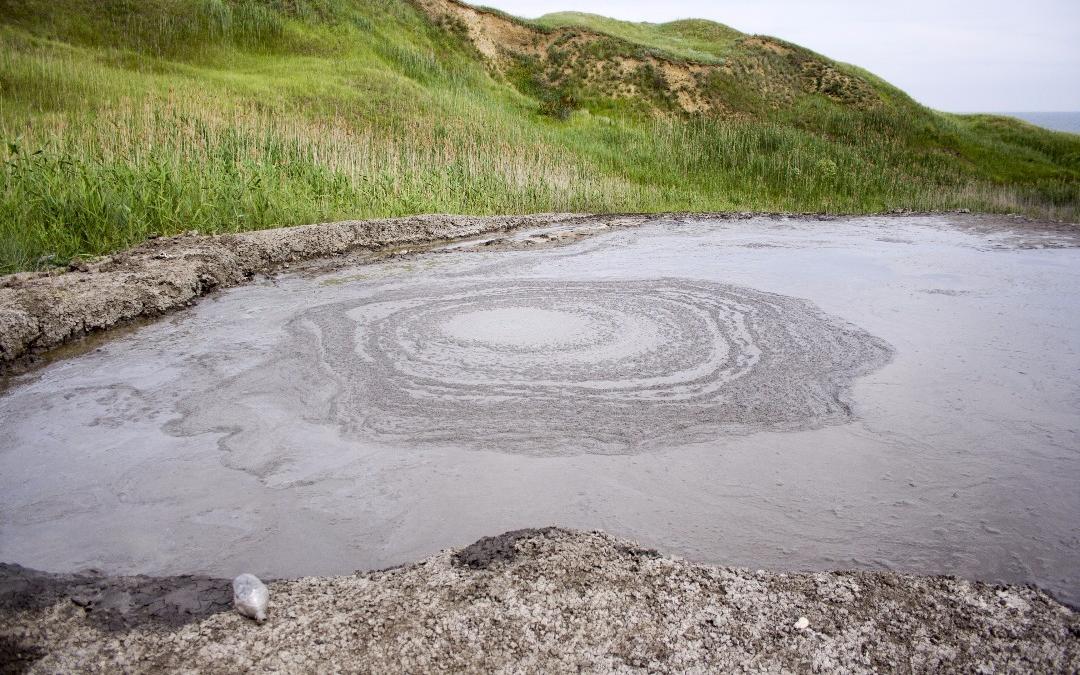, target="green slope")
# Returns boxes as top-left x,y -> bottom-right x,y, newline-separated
532,12 -> 742,63
0,0 -> 1076,273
